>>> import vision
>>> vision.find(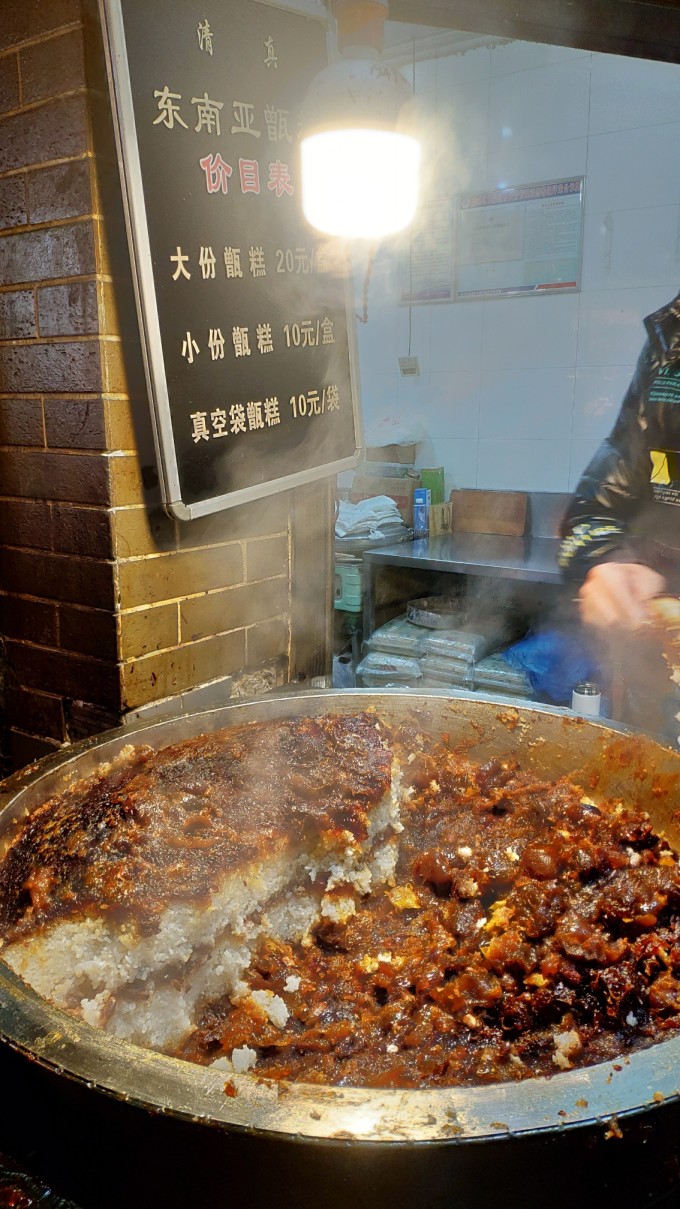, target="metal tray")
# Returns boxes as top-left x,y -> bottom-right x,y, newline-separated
1,689 -> 679,1152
